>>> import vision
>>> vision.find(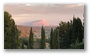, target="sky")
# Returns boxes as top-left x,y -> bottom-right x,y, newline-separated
4,4 -> 84,25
